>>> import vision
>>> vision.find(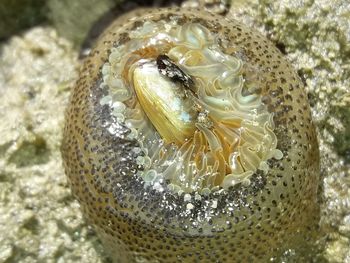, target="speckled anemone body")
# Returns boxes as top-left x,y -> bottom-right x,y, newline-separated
62,7 -> 320,263
100,19 -> 283,194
